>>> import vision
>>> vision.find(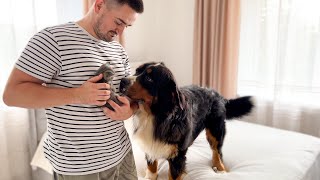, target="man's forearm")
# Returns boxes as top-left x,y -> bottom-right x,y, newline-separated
3,82 -> 80,109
